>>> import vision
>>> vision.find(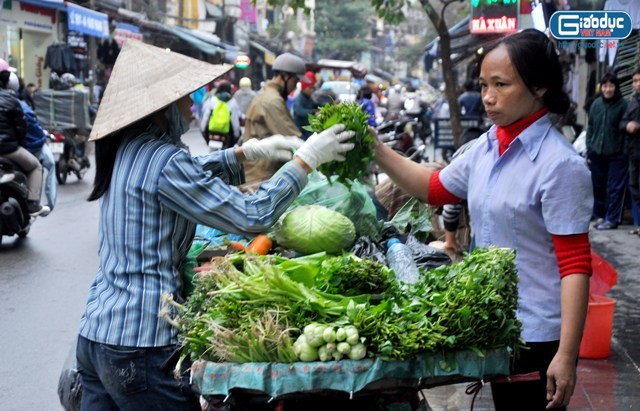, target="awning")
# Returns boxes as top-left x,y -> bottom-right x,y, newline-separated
67,3 -> 110,39
145,21 -> 222,56
18,0 -> 66,11
175,27 -> 238,62
250,40 -> 276,64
